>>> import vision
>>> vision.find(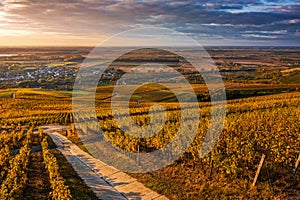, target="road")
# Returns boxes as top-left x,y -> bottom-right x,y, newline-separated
43,125 -> 169,200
